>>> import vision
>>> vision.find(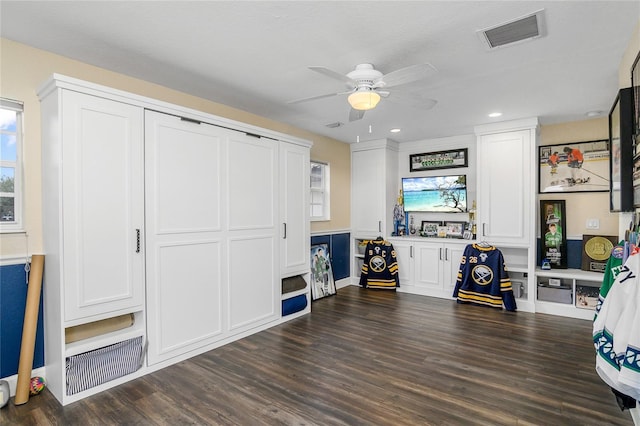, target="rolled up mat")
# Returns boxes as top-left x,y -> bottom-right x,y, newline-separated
14,254 -> 44,405
282,294 -> 308,316
65,314 -> 135,344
